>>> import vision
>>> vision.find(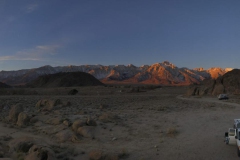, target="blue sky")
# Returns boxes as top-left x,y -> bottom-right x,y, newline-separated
0,0 -> 239,71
